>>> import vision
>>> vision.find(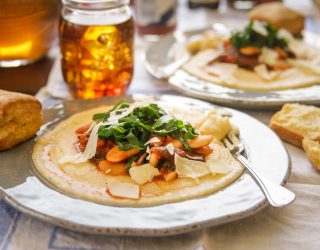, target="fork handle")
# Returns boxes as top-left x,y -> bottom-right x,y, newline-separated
235,153 -> 295,207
